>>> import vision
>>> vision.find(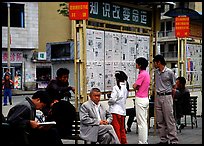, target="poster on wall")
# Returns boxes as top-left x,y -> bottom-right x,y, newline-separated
186,44 -> 202,86
121,33 -> 137,62
105,62 -> 114,91
87,61 -> 104,92
14,75 -> 21,89
121,33 -> 137,87
136,35 -> 150,73
136,35 -> 150,59
104,31 -> 122,90
86,29 -> 150,92
86,29 -> 105,92
86,29 -> 104,62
